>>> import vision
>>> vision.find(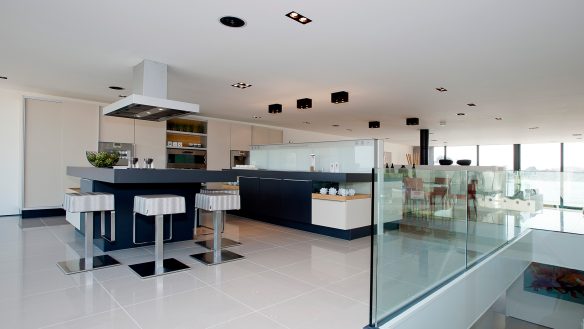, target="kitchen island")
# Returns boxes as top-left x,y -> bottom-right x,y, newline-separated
67,167 -> 236,251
